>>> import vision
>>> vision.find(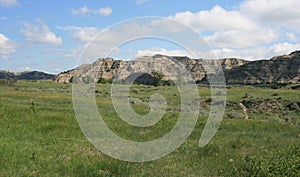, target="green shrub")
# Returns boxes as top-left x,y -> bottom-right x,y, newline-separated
97,77 -> 112,84
151,71 -> 164,86
241,146 -> 300,176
